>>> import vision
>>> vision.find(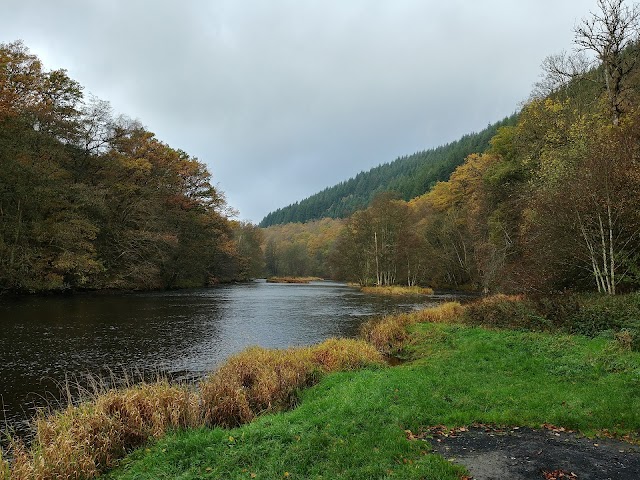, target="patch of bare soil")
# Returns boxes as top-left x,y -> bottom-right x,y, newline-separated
409,425 -> 640,480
